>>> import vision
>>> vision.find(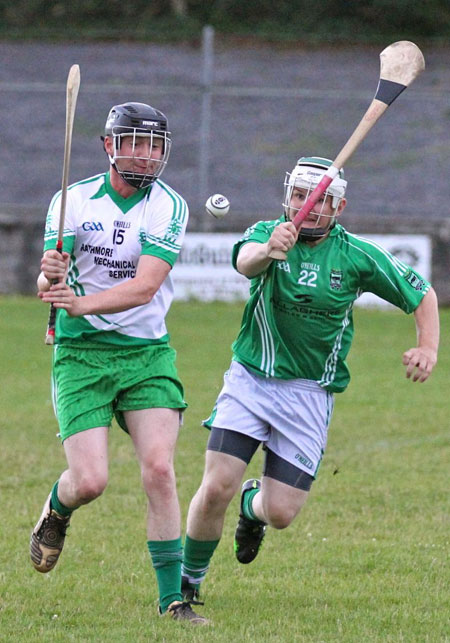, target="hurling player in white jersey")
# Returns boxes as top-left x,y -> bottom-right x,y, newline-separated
31,102 -> 207,624
180,157 -> 440,611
